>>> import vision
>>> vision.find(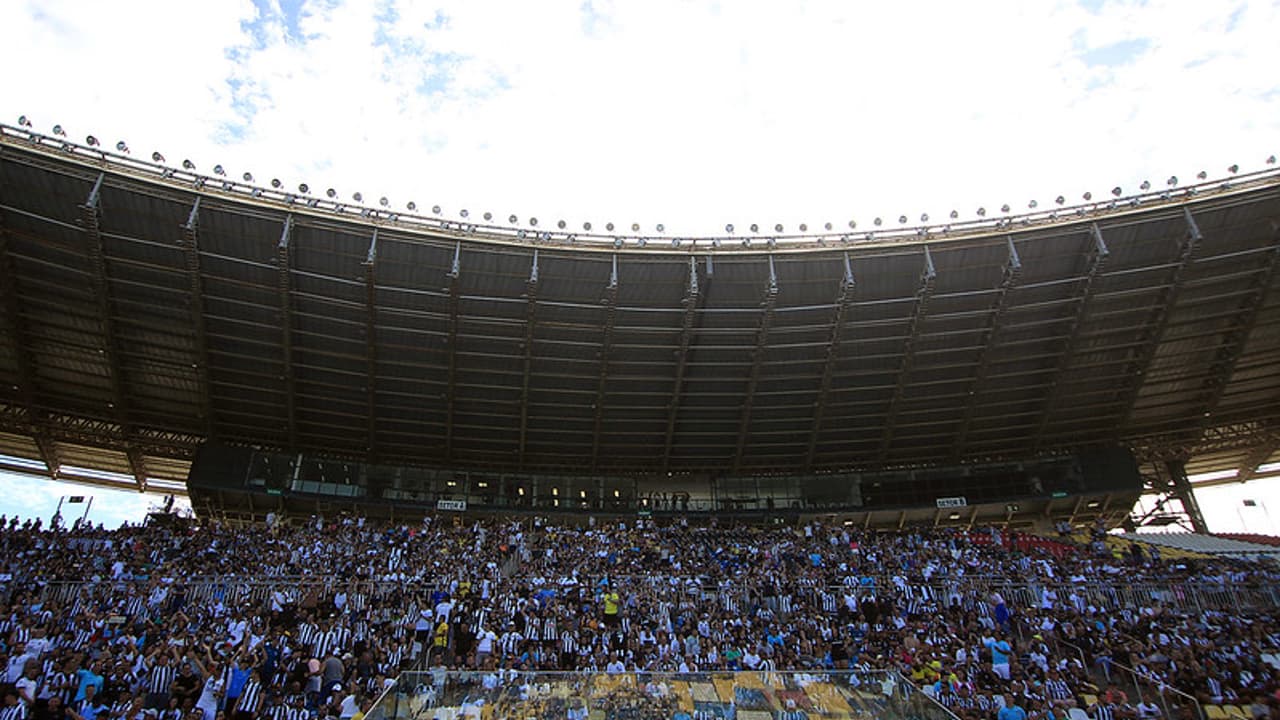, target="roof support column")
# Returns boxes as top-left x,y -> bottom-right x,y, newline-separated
732,254 -> 779,473
1166,458 -> 1209,534
363,230 -> 379,460
517,250 -> 539,468
878,246 -> 937,462
1033,223 -> 1110,450
276,215 -> 296,450
444,242 -> 461,461
663,256 -> 708,474
81,173 -> 146,490
954,237 -> 1021,455
180,197 -> 214,438
590,255 -> 620,471
805,253 -> 854,471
